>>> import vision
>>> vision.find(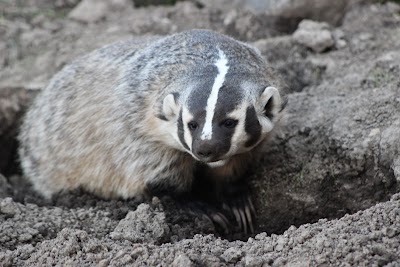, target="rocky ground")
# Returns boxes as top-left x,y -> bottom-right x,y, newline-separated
0,0 -> 400,266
